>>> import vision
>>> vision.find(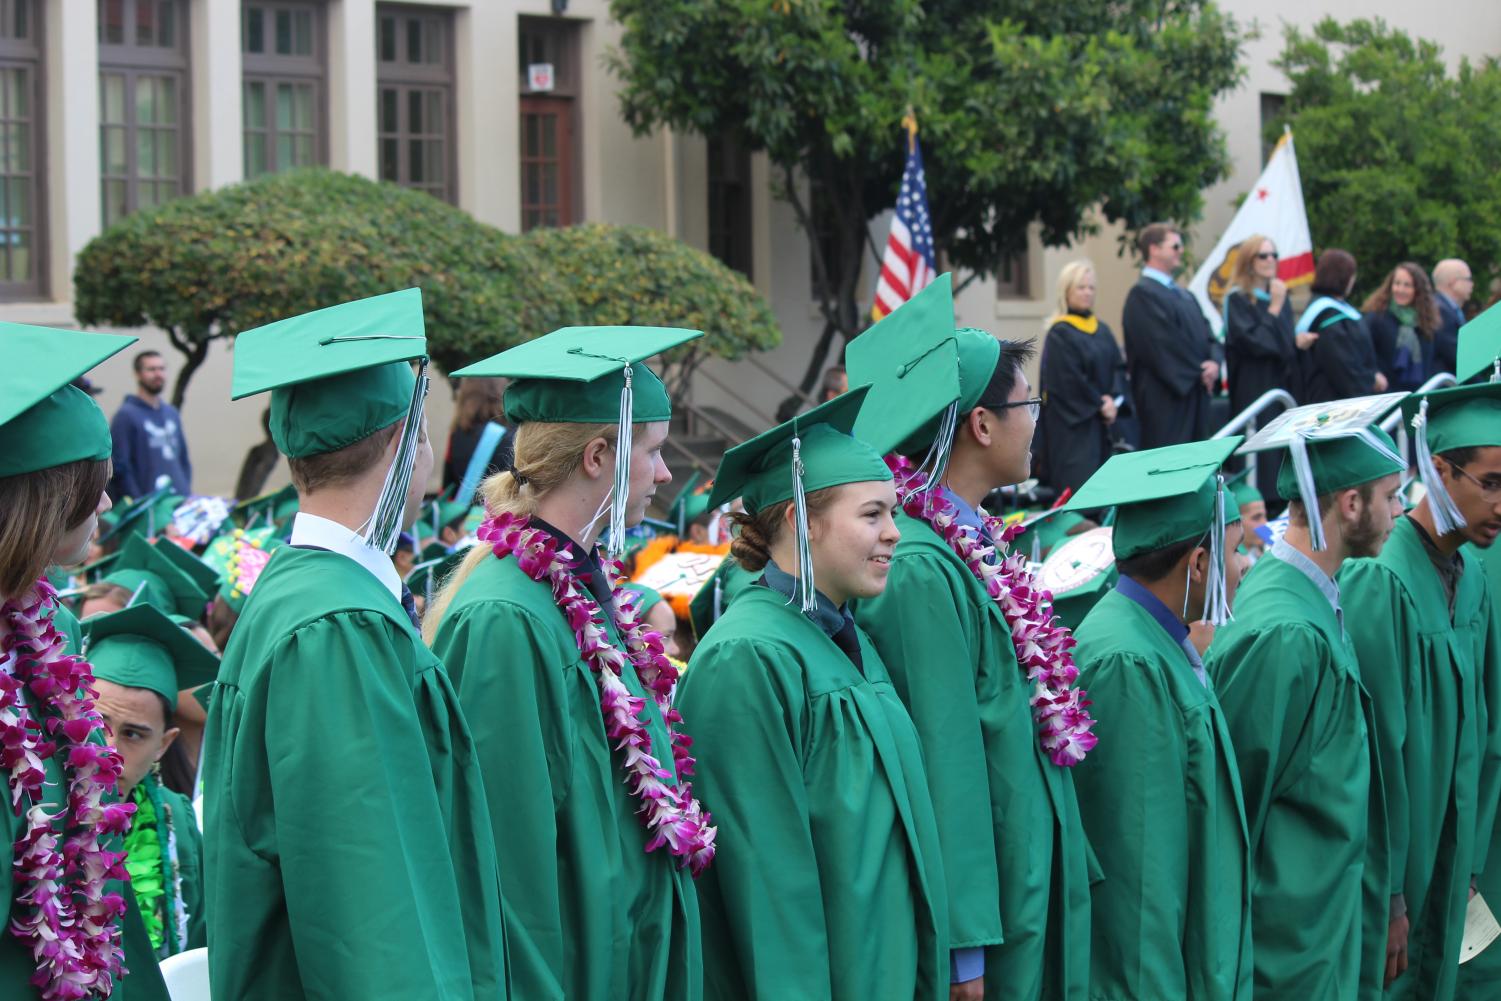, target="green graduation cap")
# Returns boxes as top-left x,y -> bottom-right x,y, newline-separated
1237,393 -> 1407,551
105,533 -> 211,619
234,483 -> 298,529
0,323 -> 137,478
1401,380 -> 1501,535
1457,300 -> 1501,384
99,485 -> 178,542
1063,436 -> 1244,624
708,387 -> 890,613
847,275 -> 961,455
689,556 -> 754,642
83,604 -> 219,707
453,325 -> 704,558
153,538 -> 222,596
231,288 -> 430,555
